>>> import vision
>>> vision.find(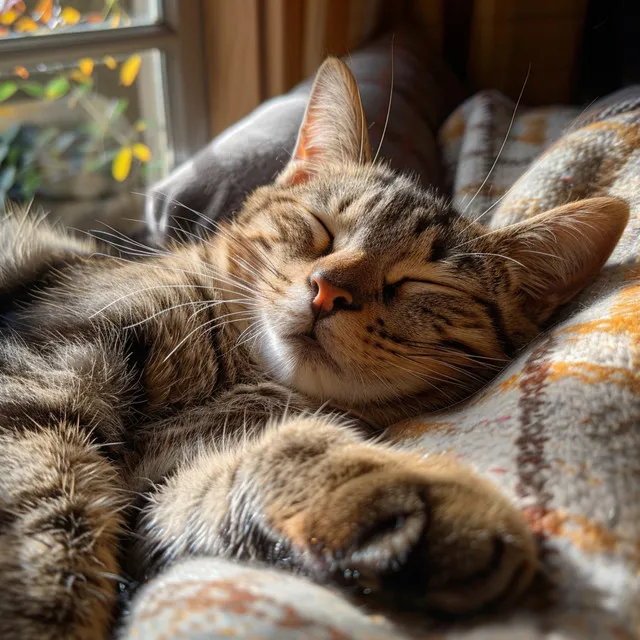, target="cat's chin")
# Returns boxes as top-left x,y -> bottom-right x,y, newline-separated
256,326 -> 393,408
